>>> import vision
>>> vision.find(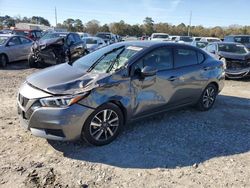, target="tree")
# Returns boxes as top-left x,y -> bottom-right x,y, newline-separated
143,17 -> 154,35
85,20 -> 100,35
63,18 -> 75,31
99,24 -> 110,32
31,16 -> 50,26
74,19 -> 84,32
